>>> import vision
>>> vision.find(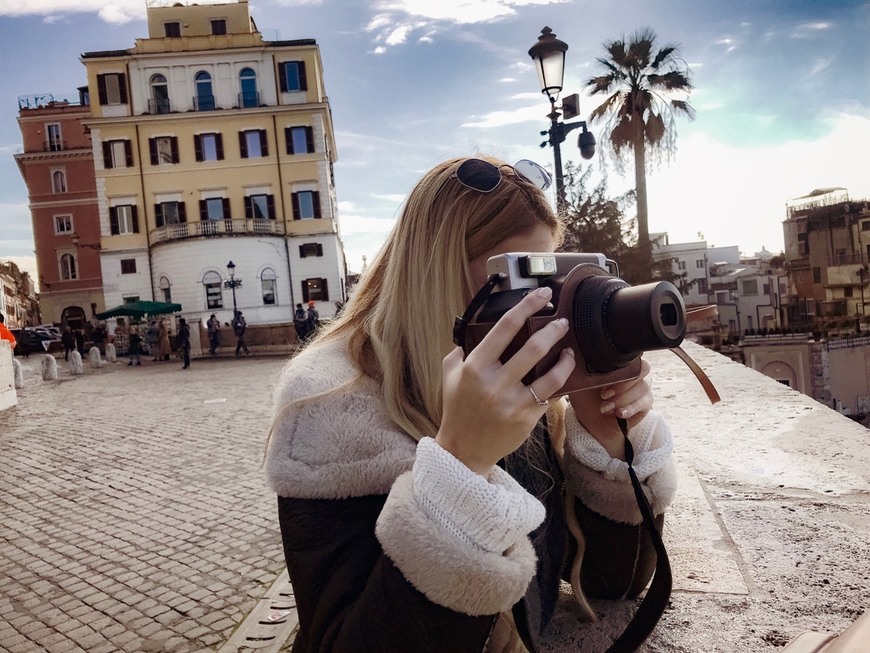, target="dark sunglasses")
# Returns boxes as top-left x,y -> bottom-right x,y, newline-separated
449,158 -> 552,193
